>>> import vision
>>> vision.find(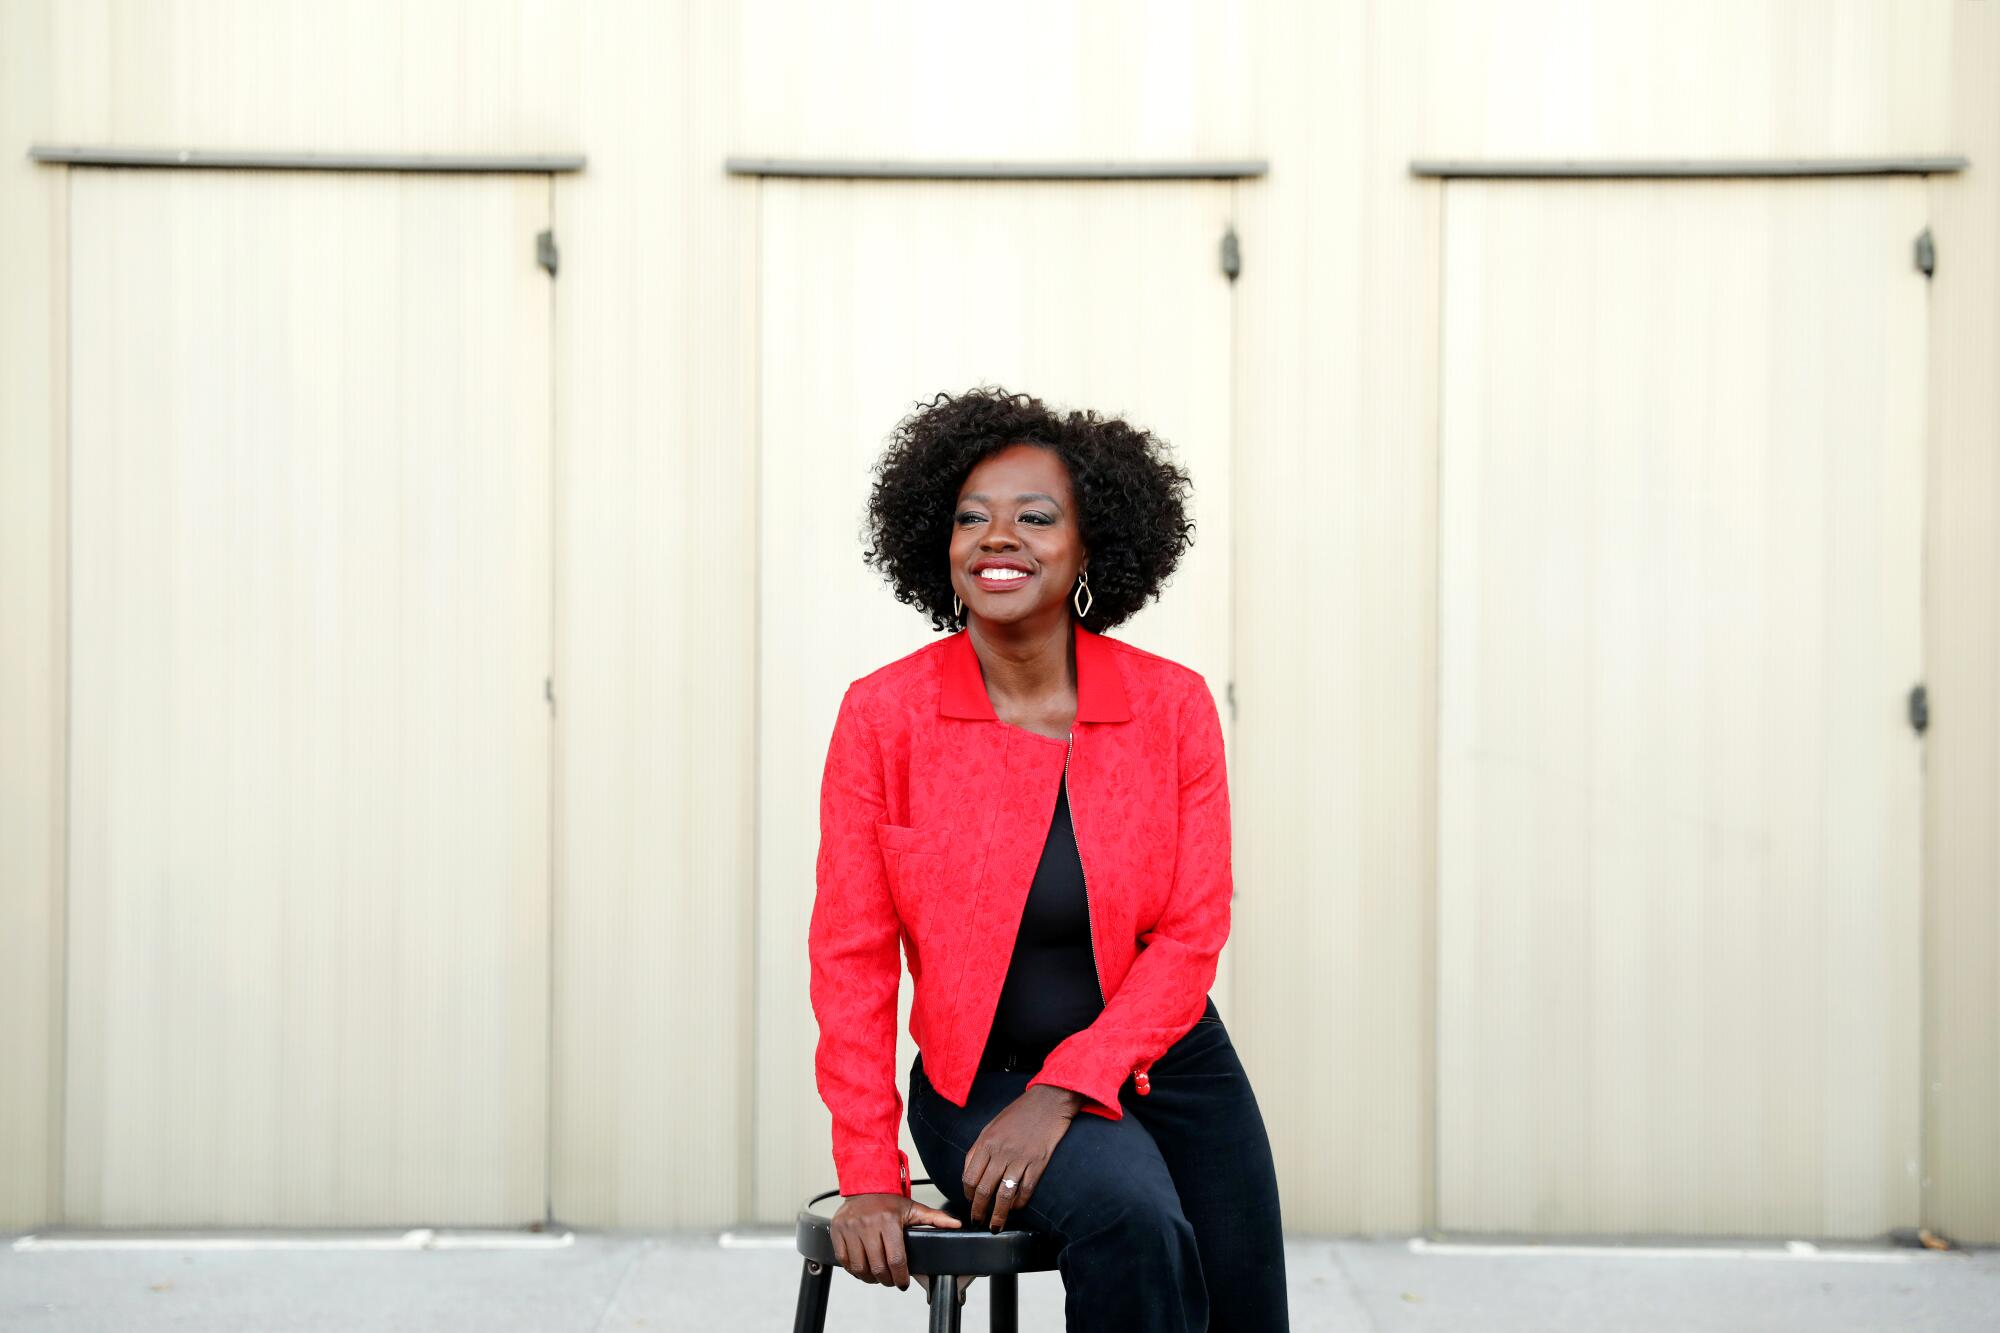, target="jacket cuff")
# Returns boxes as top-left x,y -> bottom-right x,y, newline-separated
835,1145 -> 912,1199
1026,1055 -> 1127,1121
